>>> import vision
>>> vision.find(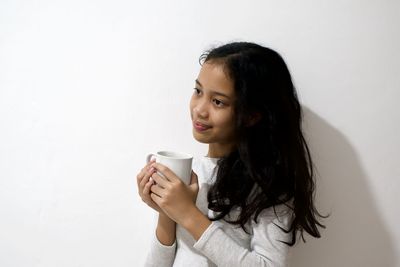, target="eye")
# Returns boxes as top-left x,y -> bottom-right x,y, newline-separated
193,88 -> 201,95
213,99 -> 225,107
